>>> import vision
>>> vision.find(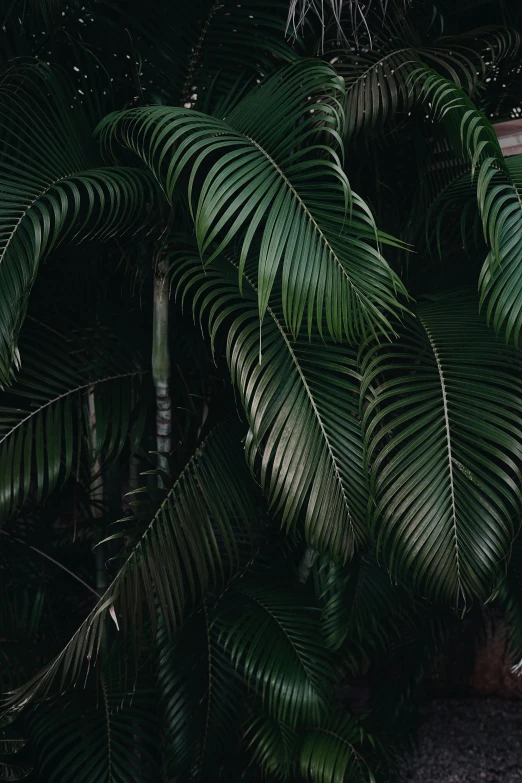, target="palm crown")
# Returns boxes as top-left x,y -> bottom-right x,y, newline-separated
1,0 -> 522,781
